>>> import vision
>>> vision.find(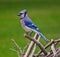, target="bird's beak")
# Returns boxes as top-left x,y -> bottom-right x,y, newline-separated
17,14 -> 20,16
